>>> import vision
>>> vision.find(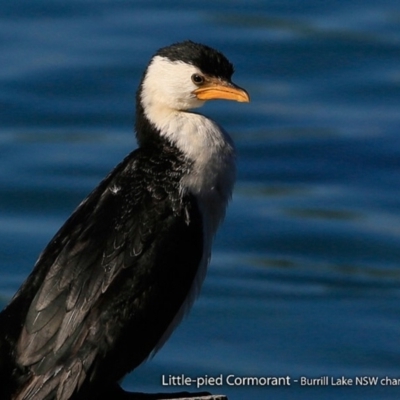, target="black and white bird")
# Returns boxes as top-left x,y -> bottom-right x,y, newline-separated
0,41 -> 249,400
